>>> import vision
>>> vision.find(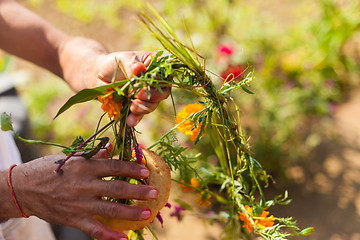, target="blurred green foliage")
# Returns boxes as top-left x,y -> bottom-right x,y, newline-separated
3,0 -> 360,171
138,0 -> 360,174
